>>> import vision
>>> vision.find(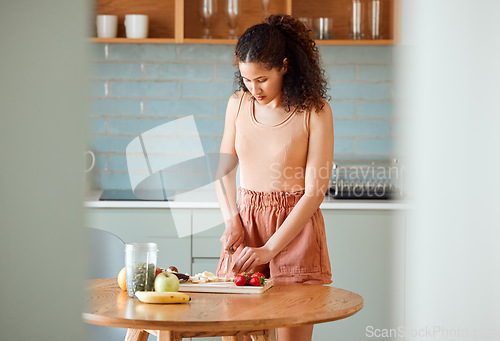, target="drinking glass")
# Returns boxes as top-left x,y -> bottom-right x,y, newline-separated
368,0 -> 382,39
224,0 -> 240,39
200,0 -> 217,39
298,17 -> 313,31
349,0 -> 364,40
261,0 -> 270,17
313,18 -> 333,40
